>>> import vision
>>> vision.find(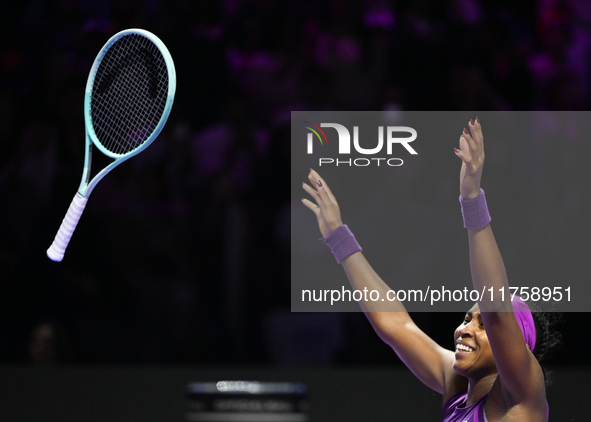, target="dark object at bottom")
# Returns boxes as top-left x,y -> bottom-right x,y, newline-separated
186,381 -> 309,421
